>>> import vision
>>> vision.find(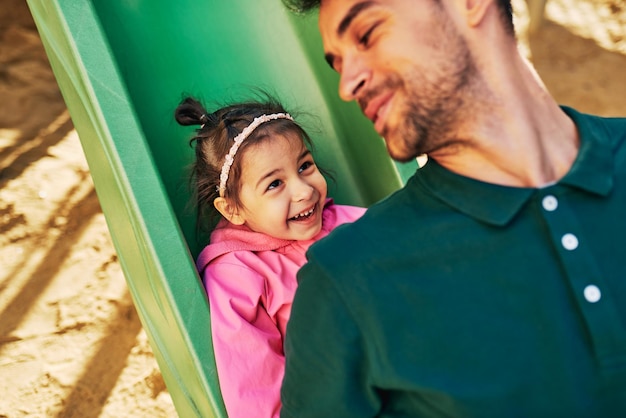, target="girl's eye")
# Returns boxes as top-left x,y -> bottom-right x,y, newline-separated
299,161 -> 314,173
267,179 -> 282,190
